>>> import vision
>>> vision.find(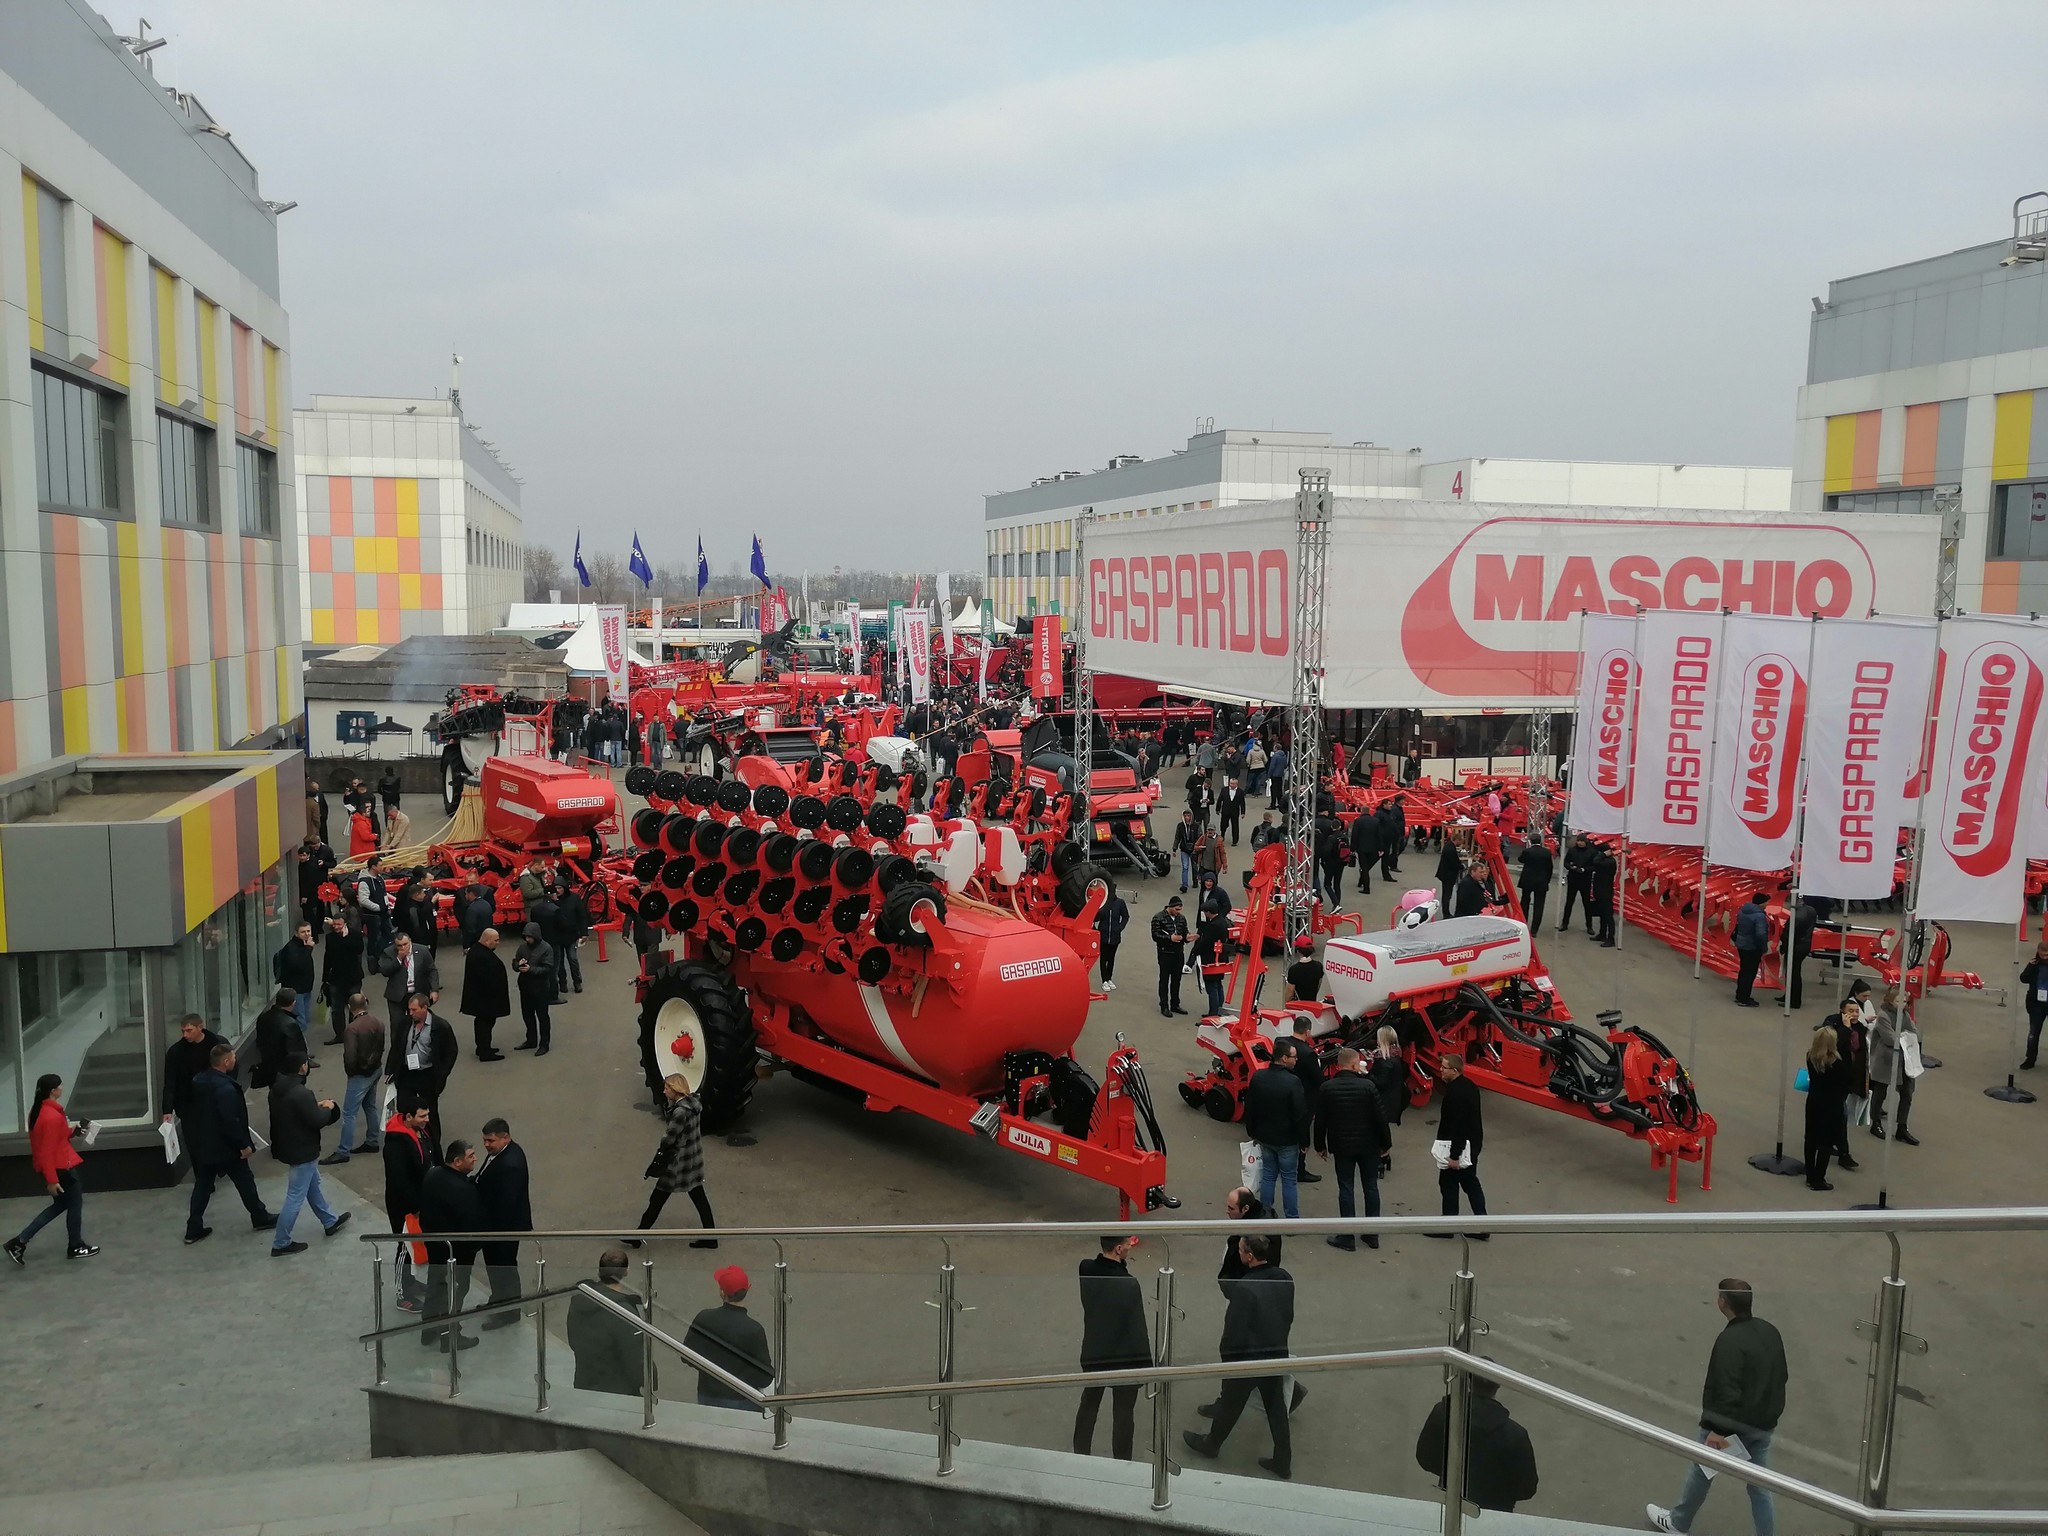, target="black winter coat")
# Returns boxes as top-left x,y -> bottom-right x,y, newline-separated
418,1163 -> 486,1237
1417,1394 -> 1539,1511
460,947 -> 511,1019
250,1006 -> 307,1090
184,1067 -> 254,1164
1313,1070 -> 1392,1158
475,1141 -> 533,1231
568,1285 -> 648,1396
1437,842 -> 1463,884
1219,1264 -> 1294,1361
1242,1063 -> 1309,1148
1077,1255 -> 1151,1369
1518,844 -> 1554,892
1218,1198 -> 1282,1287
272,938 -> 317,995
267,1077 -> 338,1166
322,925 -> 366,1003
382,1121 -> 431,1218
163,1030 -> 226,1121
1438,1072 -> 1485,1161
1453,874 -> 1488,917
1348,813 -> 1379,861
